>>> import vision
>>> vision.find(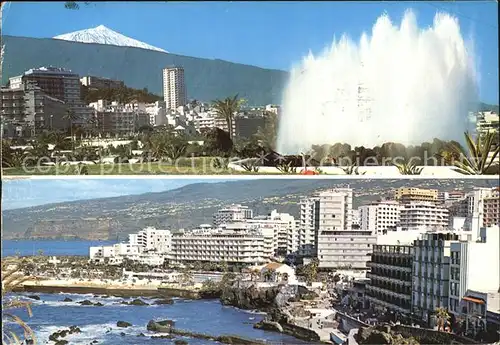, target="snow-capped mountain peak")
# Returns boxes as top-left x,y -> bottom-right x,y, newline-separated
53,25 -> 167,53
